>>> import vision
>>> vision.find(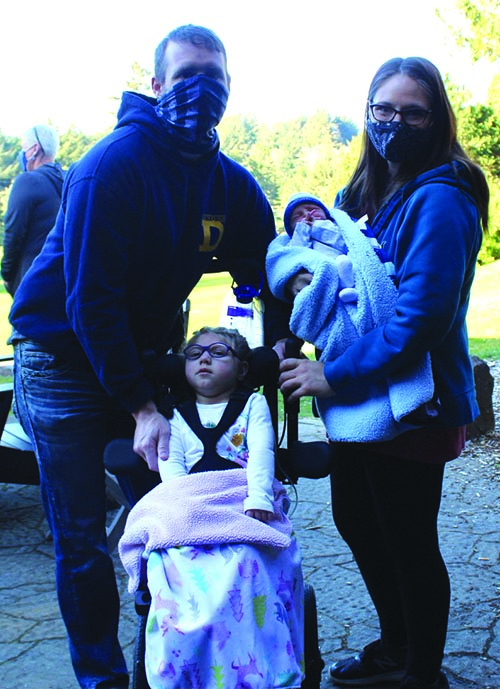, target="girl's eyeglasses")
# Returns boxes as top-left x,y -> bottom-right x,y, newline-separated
183,342 -> 237,360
